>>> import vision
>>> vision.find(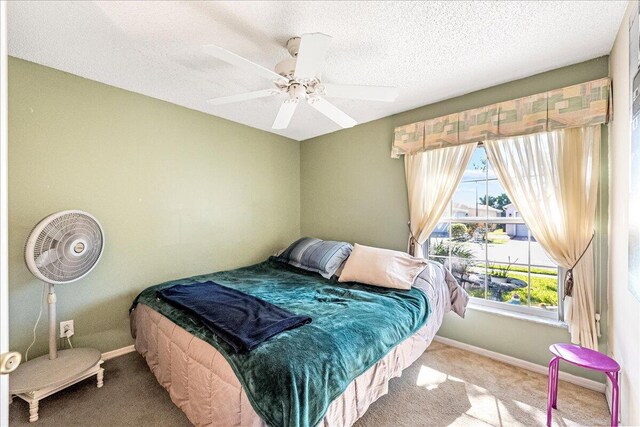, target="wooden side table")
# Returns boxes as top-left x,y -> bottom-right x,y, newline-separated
9,348 -> 104,422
